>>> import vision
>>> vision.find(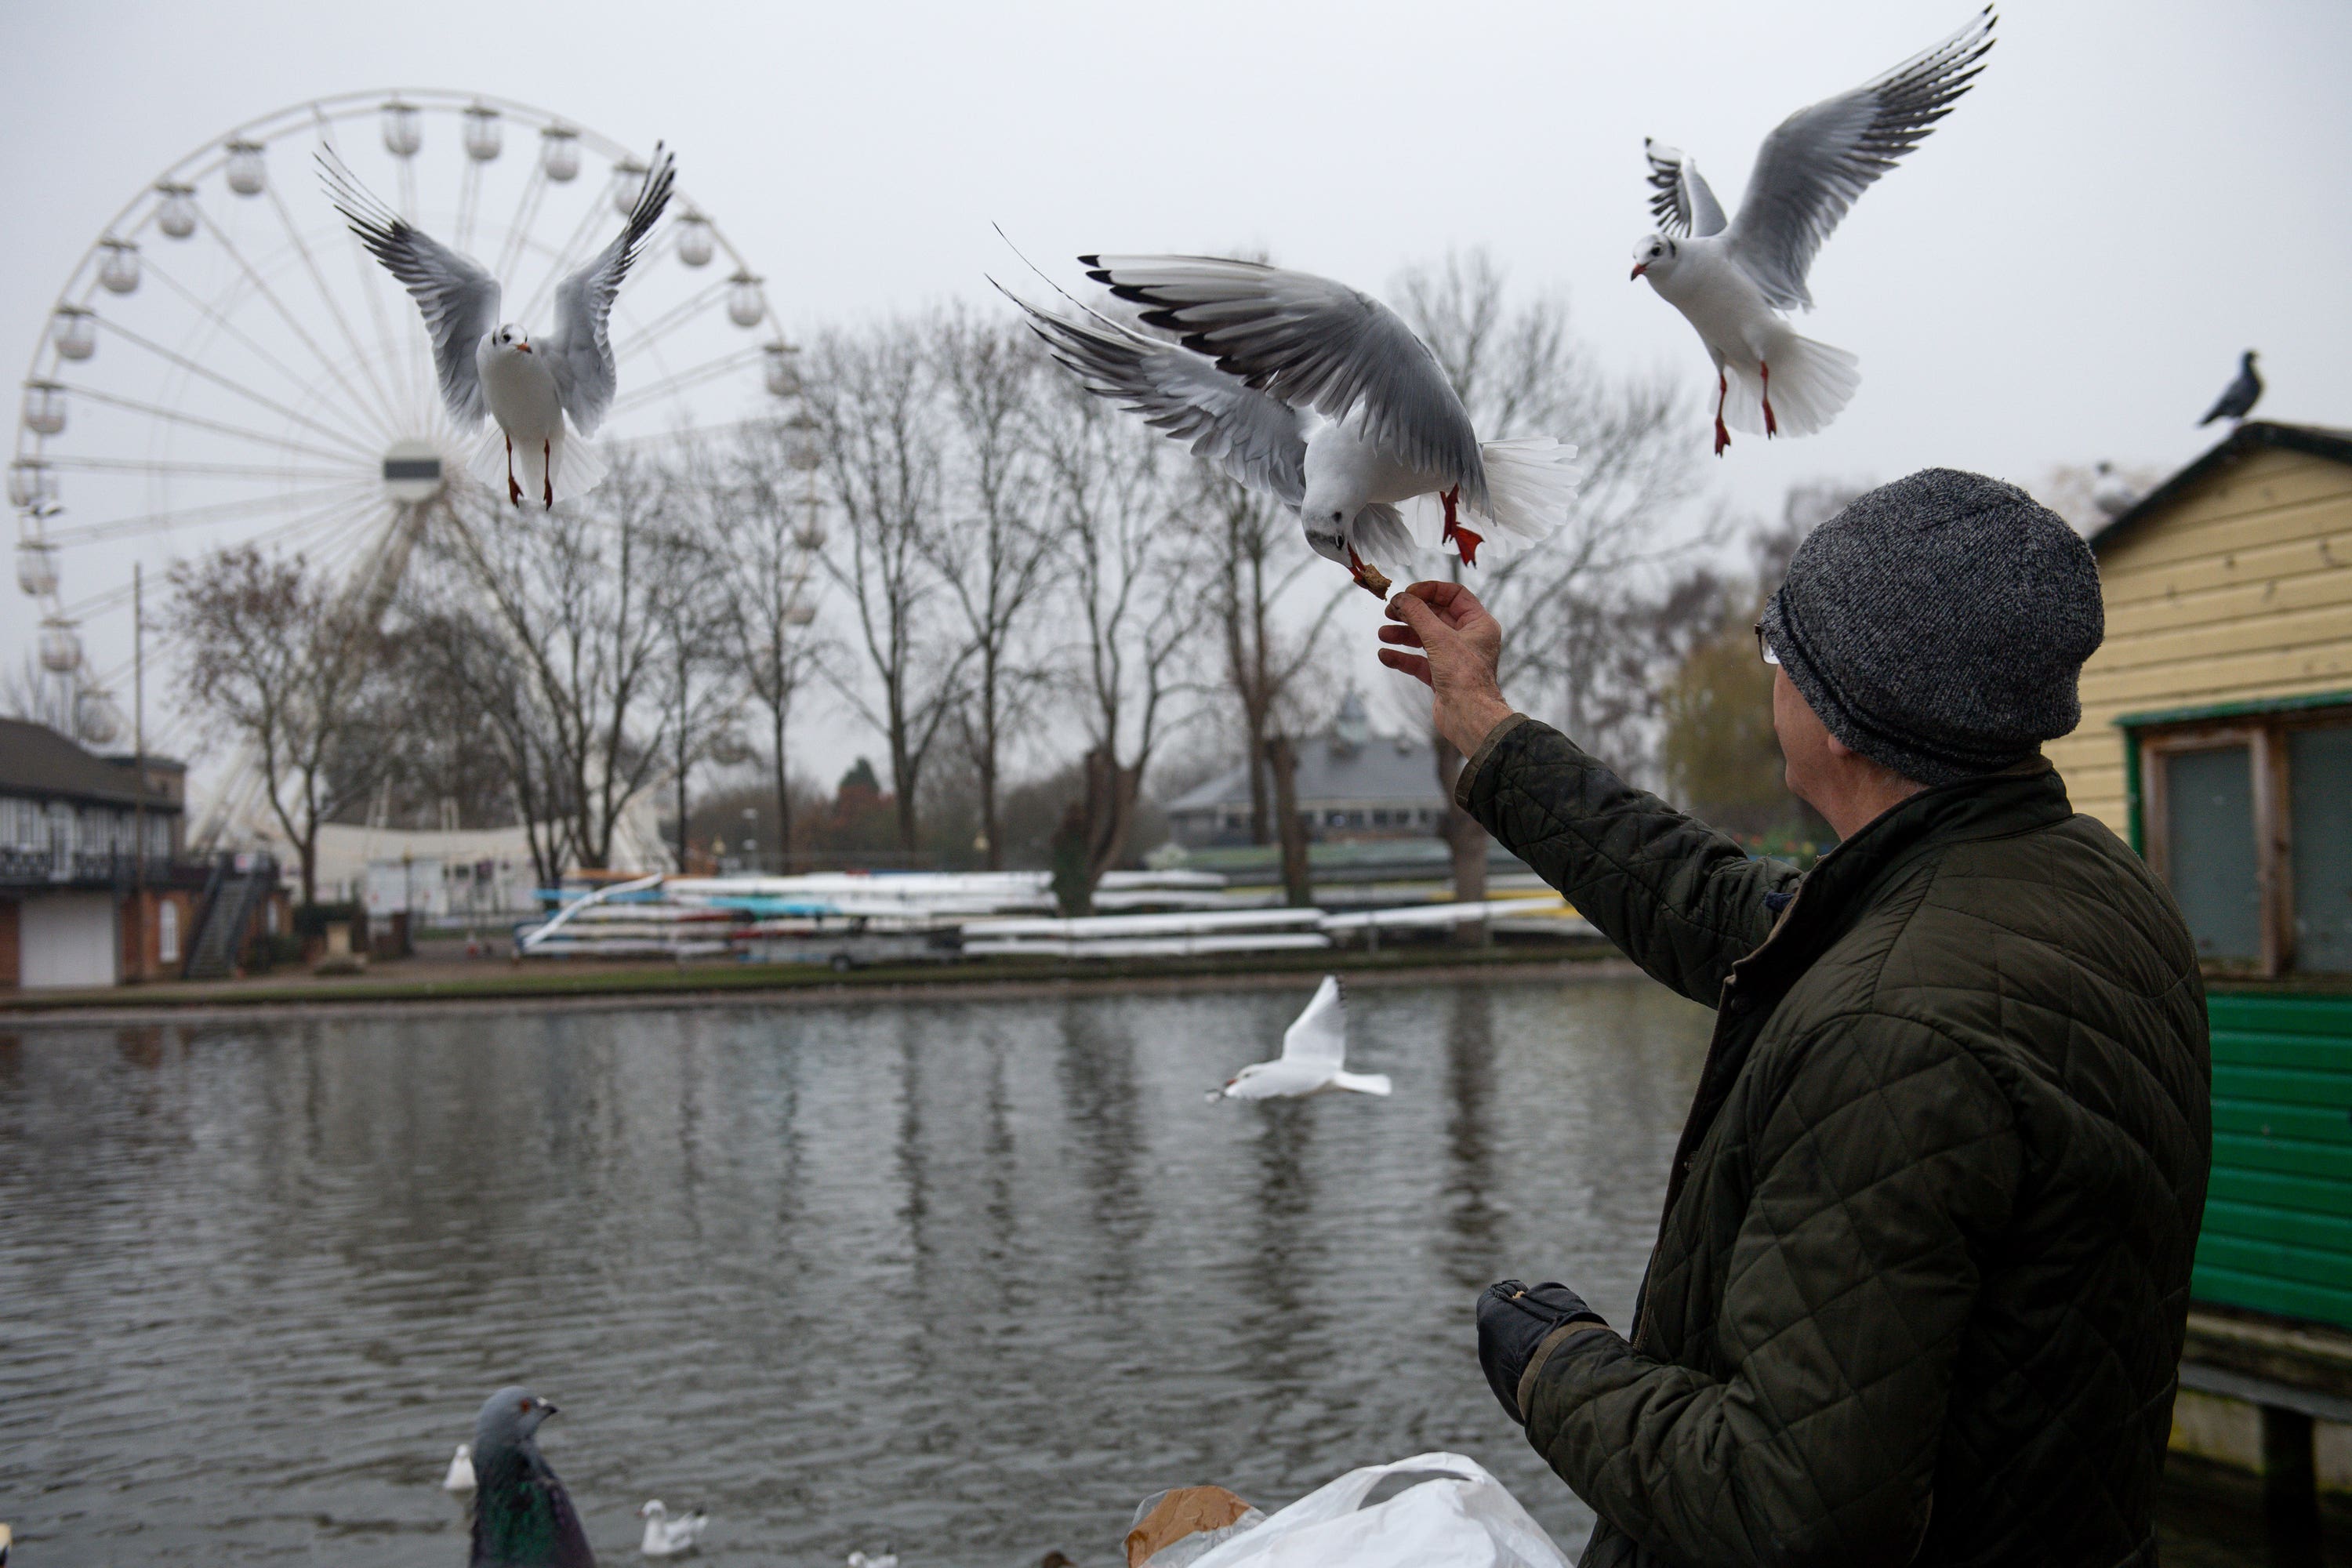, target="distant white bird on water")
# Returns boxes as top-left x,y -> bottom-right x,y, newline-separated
1221,975 -> 1392,1100
1632,9 -> 1996,455
444,1442 -> 477,1494
1000,257 -> 1577,597
639,1500 -> 709,1557
846,1544 -> 898,1568
320,144 -> 677,508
